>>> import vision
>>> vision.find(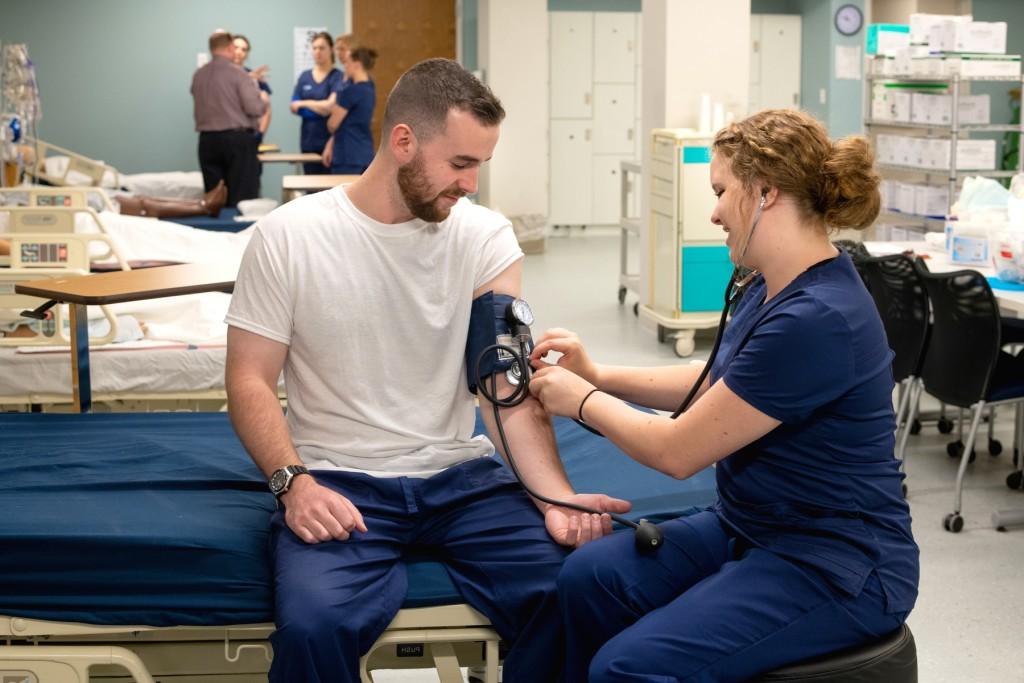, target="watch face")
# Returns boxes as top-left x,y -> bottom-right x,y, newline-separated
834,4 -> 863,36
510,299 -> 535,326
269,469 -> 288,493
